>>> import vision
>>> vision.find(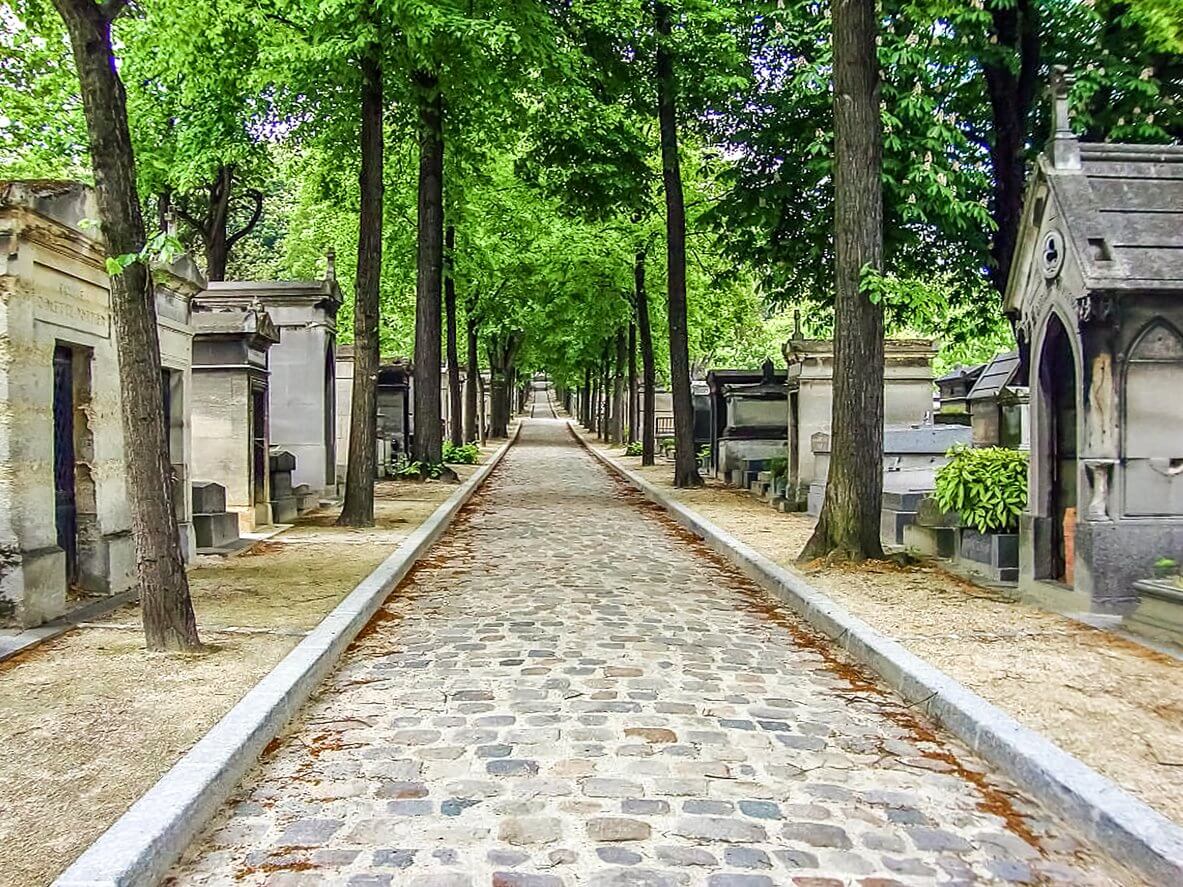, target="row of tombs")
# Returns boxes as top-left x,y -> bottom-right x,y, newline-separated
701,117 -> 1183,643
0,181 -> 480,630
